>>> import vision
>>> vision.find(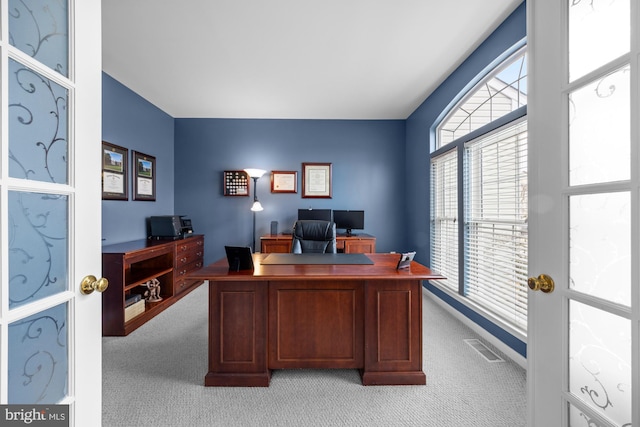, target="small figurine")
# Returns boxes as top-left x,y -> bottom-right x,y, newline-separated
143,278 -> 163,302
